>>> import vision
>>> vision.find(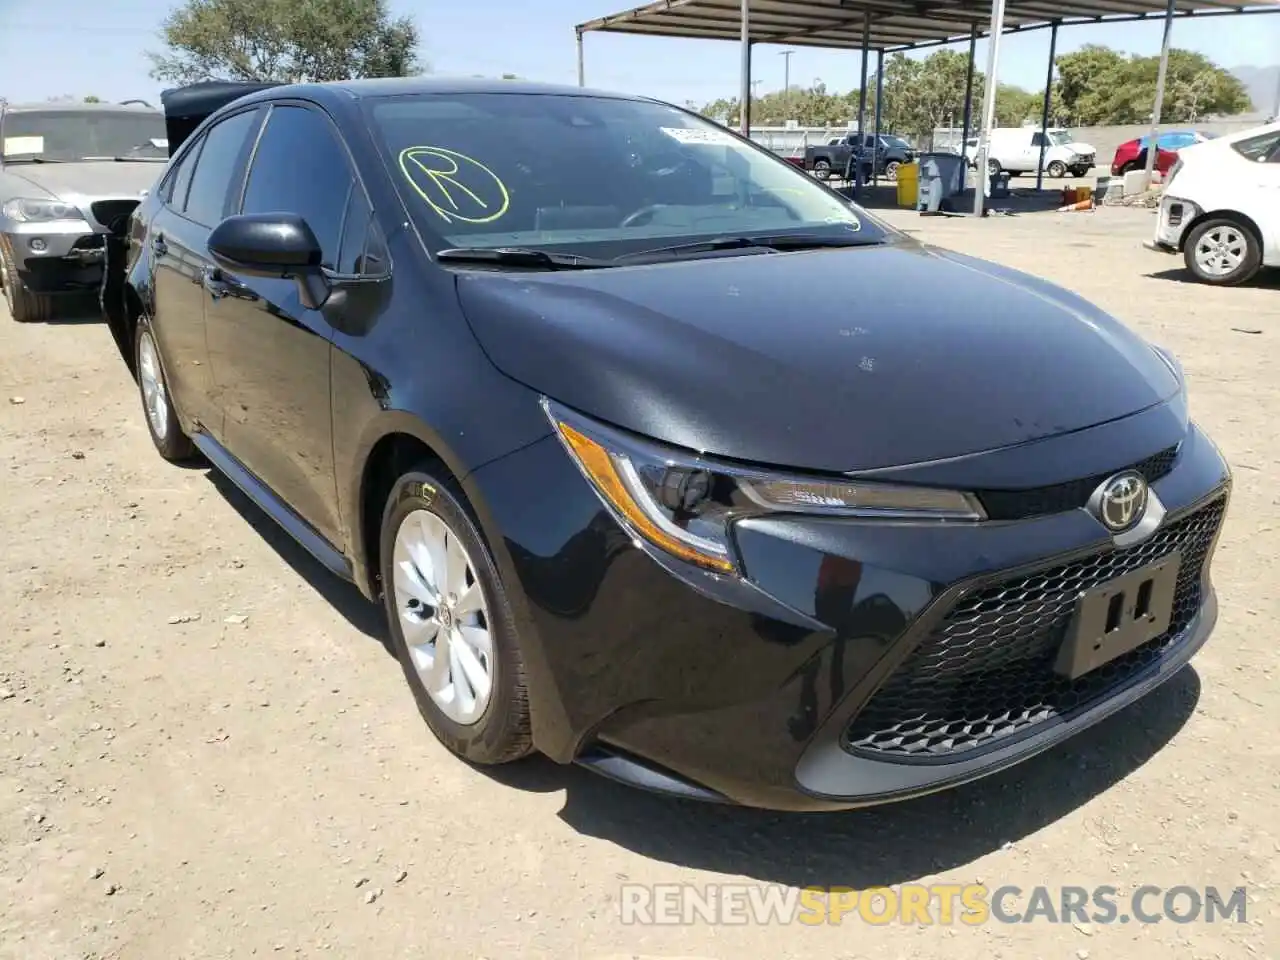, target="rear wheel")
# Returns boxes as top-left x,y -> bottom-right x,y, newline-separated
986,159 -> 1001,177
1183,217 -> 1262,286
883,160 -> 901,182
0,244 -> 52,323
380,467 -> 532,765
135,316 -> 196,461
812,159 -> 832,180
